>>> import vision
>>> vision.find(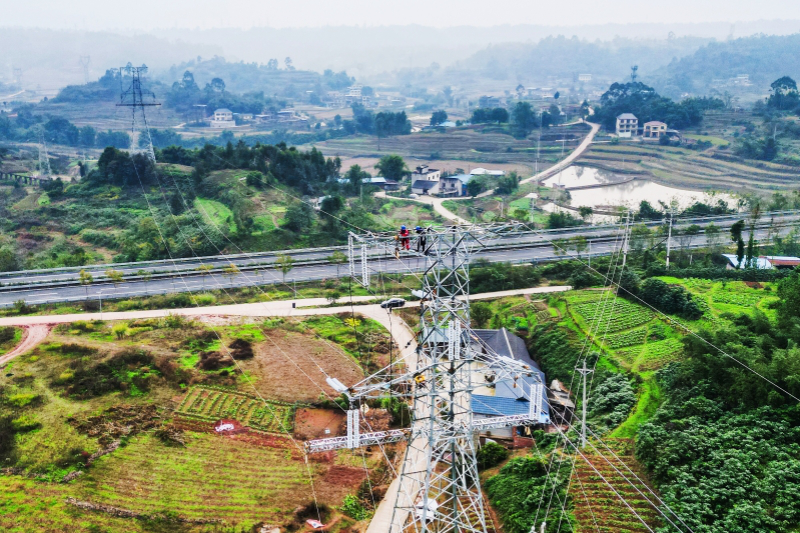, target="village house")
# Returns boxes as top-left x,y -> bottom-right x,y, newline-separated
210,108 -> 235,129
643,121 -> 668,140
616,113 -> 638,137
